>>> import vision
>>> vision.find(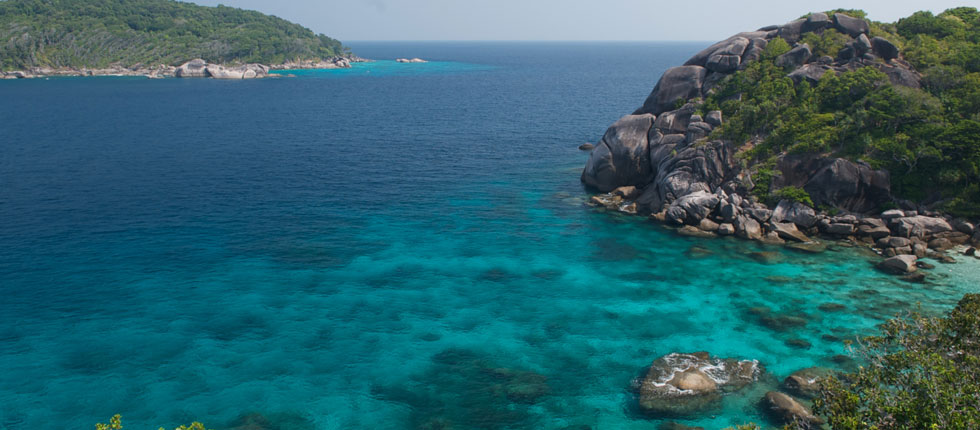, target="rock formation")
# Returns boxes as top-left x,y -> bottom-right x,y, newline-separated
582,11 -> 980,272
635,352 -> 761,416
